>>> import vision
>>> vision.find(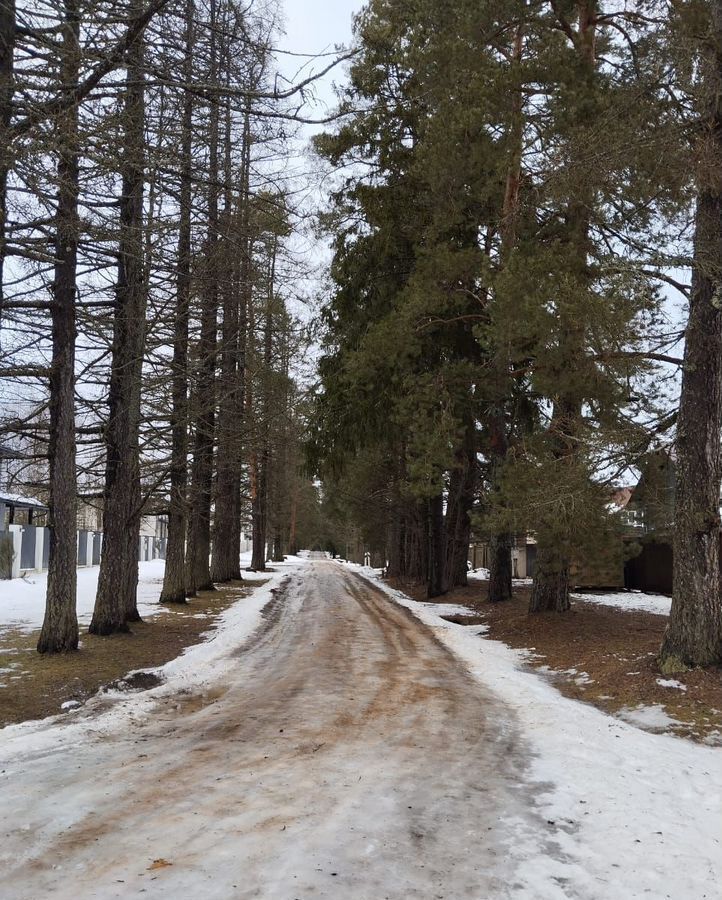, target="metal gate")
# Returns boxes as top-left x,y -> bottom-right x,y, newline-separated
20,526 -> 36,569
77,530 -> 88,566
